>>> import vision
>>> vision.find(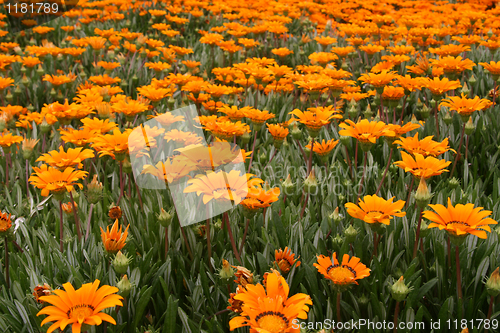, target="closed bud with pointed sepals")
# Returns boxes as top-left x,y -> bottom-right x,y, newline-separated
87,175 -> 104,204
112,251 -> 132,275
116,274 -> 132,297
344,224 -> 358,243
414,177 -> 432,209
465,117 -> 475,136
158,208 -> 174,228
485,267 -> 500,297
219,259 -> 235,282
303,170 -> 318,194
391,276 -> 412,302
